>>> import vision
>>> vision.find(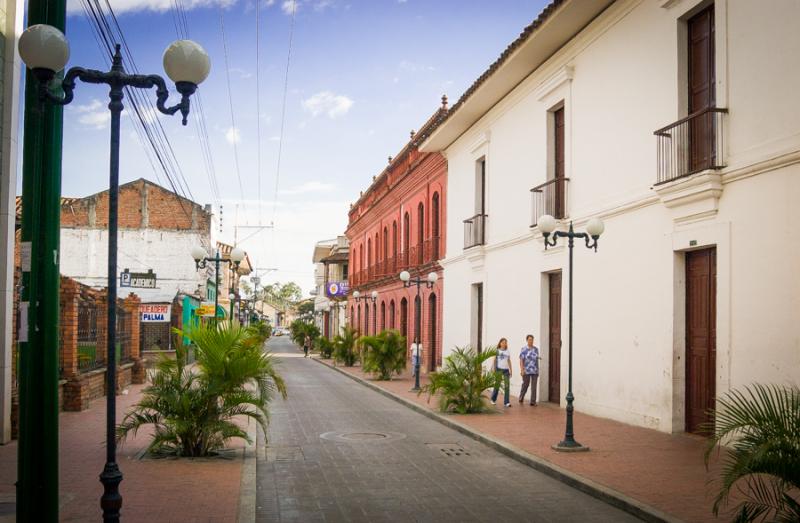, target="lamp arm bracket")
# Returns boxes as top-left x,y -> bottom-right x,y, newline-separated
584,235 -> 599,251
